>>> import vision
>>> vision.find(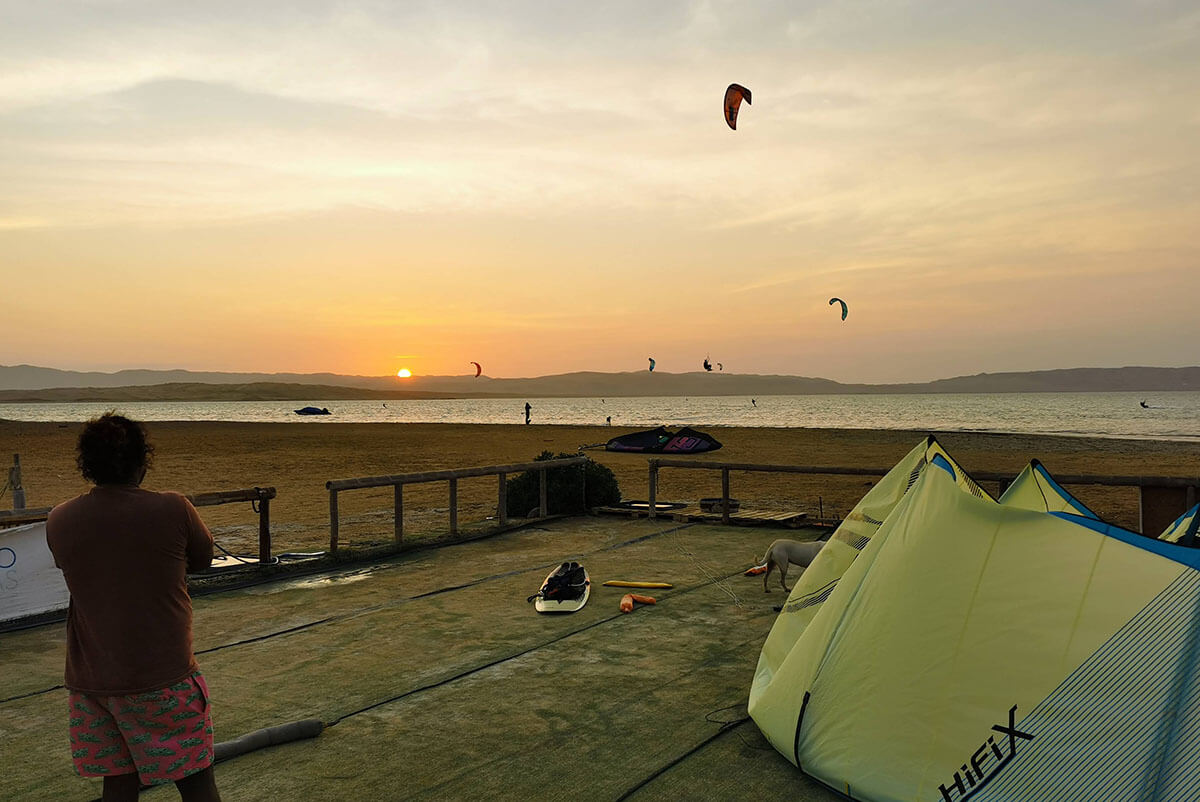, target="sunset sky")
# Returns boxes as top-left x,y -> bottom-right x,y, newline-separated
3,1 -> 1198,383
